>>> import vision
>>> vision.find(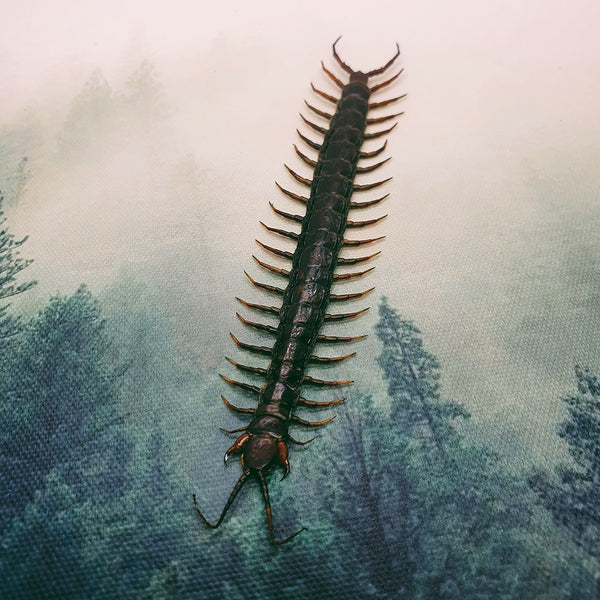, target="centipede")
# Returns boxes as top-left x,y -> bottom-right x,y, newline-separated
193,37 -> 405,544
